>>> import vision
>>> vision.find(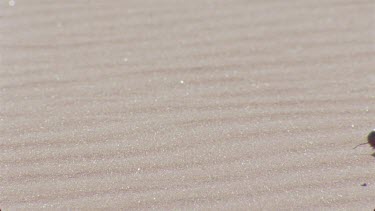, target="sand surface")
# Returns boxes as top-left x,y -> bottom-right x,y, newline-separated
1,0 -> 375,210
